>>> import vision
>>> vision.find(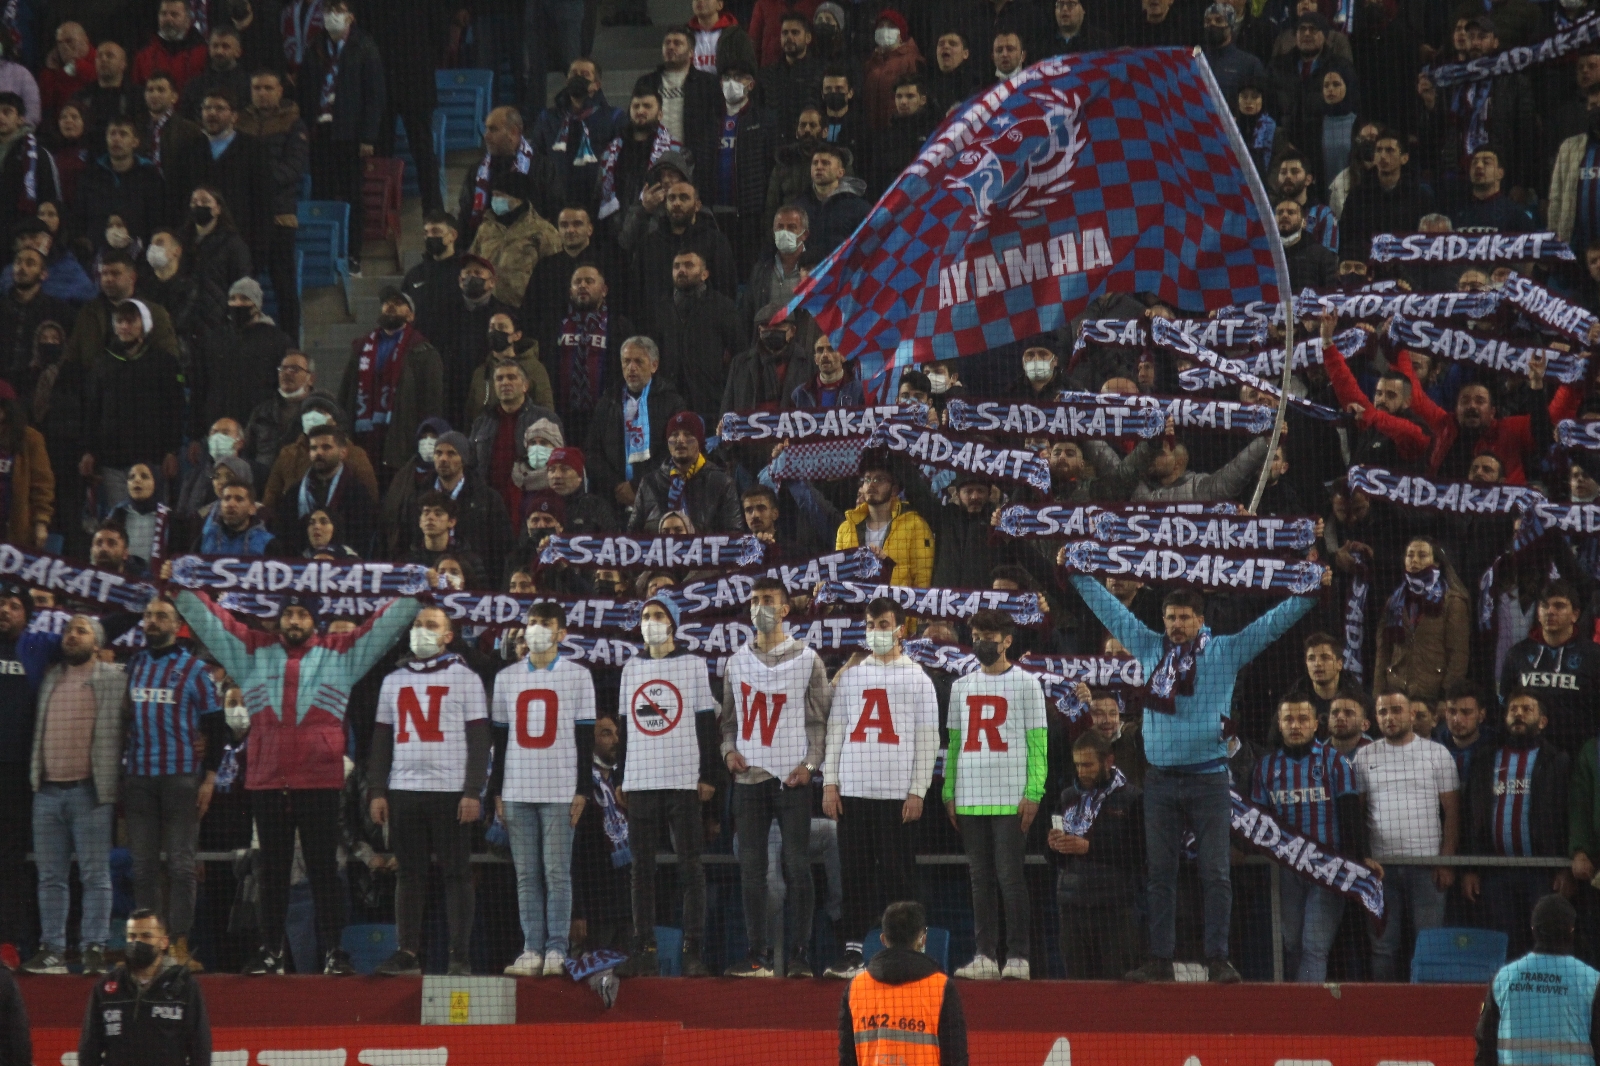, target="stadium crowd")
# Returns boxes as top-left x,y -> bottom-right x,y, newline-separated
0,0 -> 1594,990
